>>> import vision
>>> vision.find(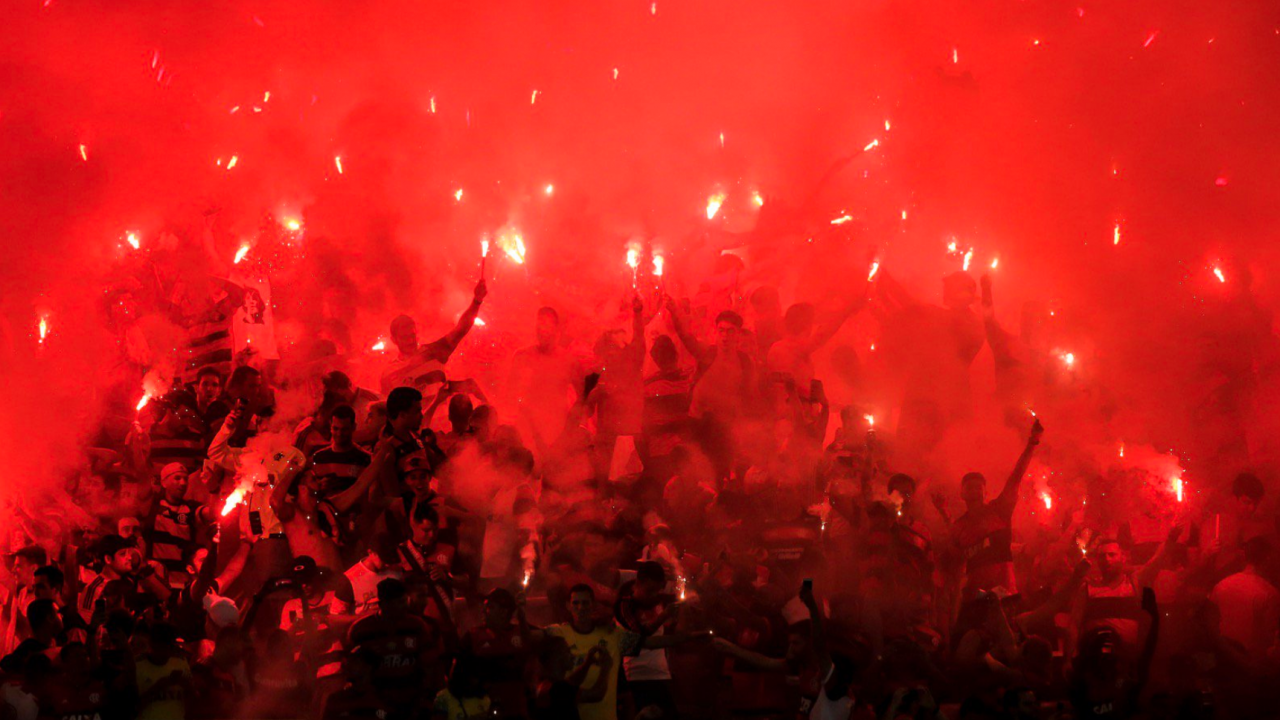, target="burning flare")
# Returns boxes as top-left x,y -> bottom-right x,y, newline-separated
371,339 -> 387,352
497,231 -> 527,264
863,139 -> 880,152
830,214 -> 853,225
705,192 -> 726,220
334,156 -> 344,174
135,394 -> 151,412
221,487 -> 247,517
962,248 -> 974,272
1113,222 -> 1121,246
1212,266 -> 1226,283
454,188 -> 464,202
78,144 -> 88,162
652,254 -> 665,277
37,316 -> 49,344
233,244 -> 251,265
126,232 -> 141,250
226,155 -> 238,170
1040,492 -> 1052,510
1173,475 -> 1184,503
867,261 -> 880,281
